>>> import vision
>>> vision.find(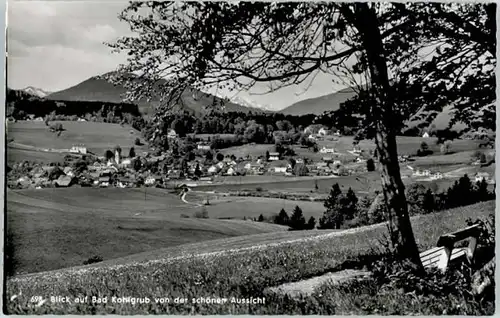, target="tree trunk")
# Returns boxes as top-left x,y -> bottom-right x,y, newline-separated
349,3 -> 423,269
